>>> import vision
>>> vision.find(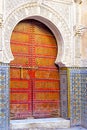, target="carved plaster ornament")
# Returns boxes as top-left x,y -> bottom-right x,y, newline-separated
74,25 -> 87,36
0,17 -> 3,27
37,0 -> 43,5
74,0 -> 82,4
